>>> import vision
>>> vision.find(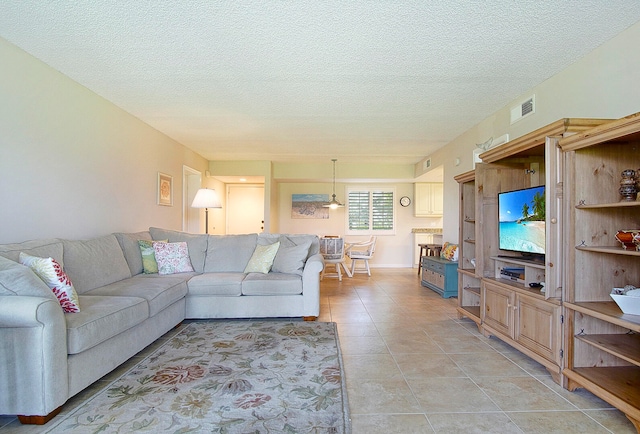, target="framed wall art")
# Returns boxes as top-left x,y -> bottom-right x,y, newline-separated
291,194 -> 329,219
157,172 -> 173,206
